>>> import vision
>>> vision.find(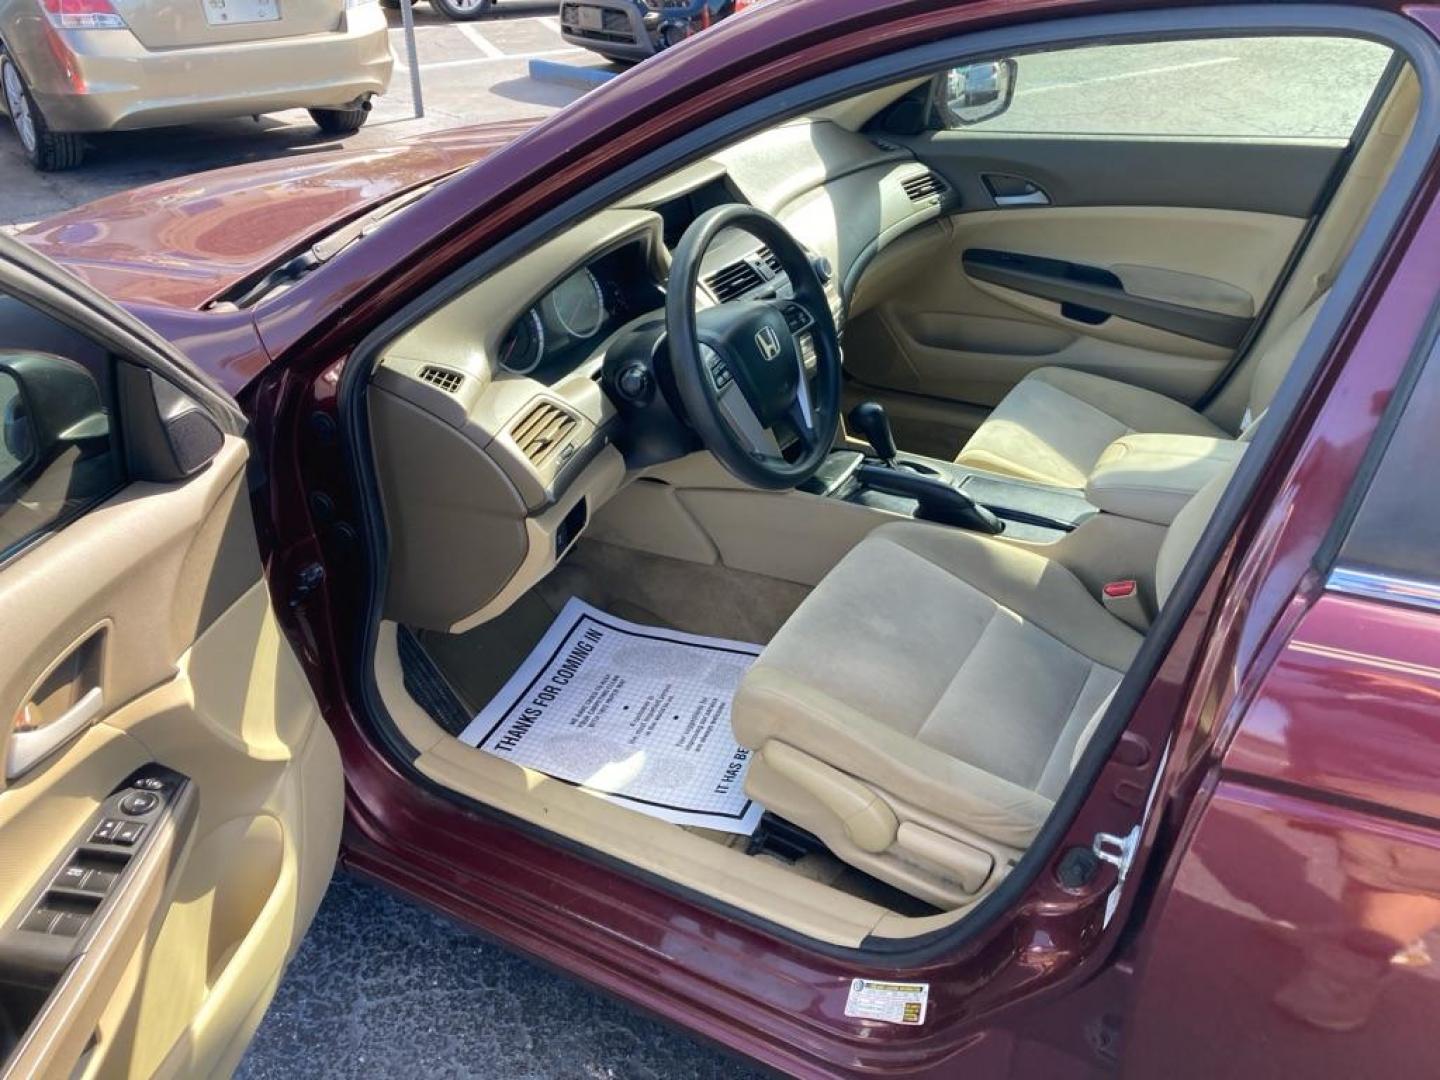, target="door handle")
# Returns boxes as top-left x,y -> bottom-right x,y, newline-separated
6,686 -> 104,779
982,173 -> 1051,207
993,189 -> 1051,207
